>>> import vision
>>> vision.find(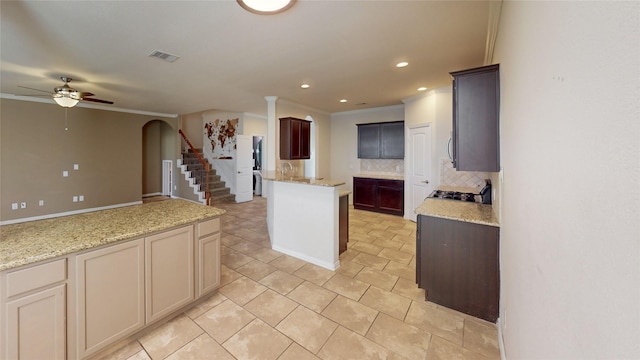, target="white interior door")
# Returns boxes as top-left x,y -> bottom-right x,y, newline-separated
408,125 -> 432,222
235,135 -> 253,203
